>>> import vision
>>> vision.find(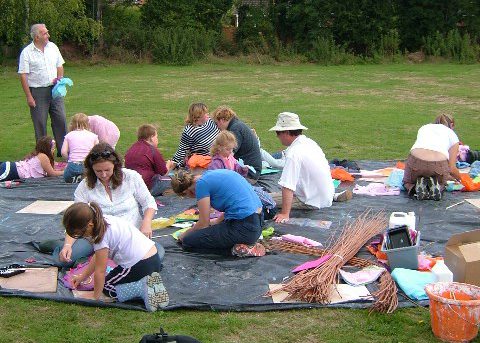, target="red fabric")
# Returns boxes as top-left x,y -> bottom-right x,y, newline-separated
331,168 -> 354,182
125,140 -> 168,189
395,161 -> 405,170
